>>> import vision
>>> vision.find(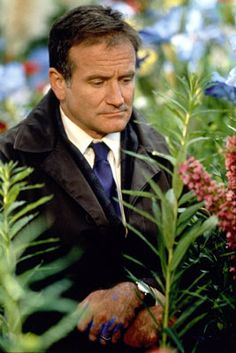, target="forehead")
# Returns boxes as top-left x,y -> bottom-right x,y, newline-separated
69,41 -> 136,74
